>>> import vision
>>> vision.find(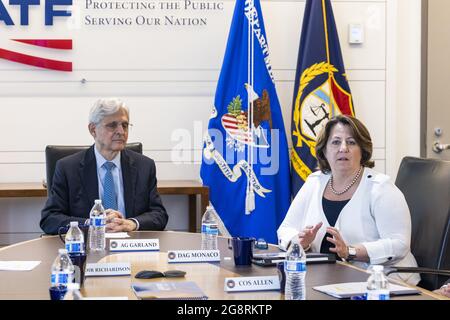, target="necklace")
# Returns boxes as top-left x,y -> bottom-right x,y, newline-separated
329,166 -> 363,195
